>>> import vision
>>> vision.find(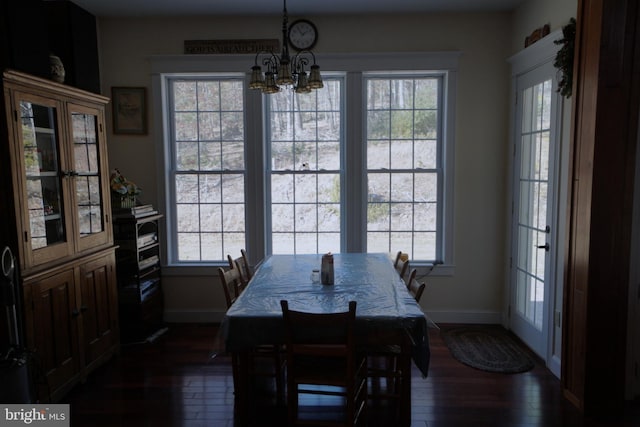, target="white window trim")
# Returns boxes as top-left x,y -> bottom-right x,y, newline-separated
151,52 -> 459,276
